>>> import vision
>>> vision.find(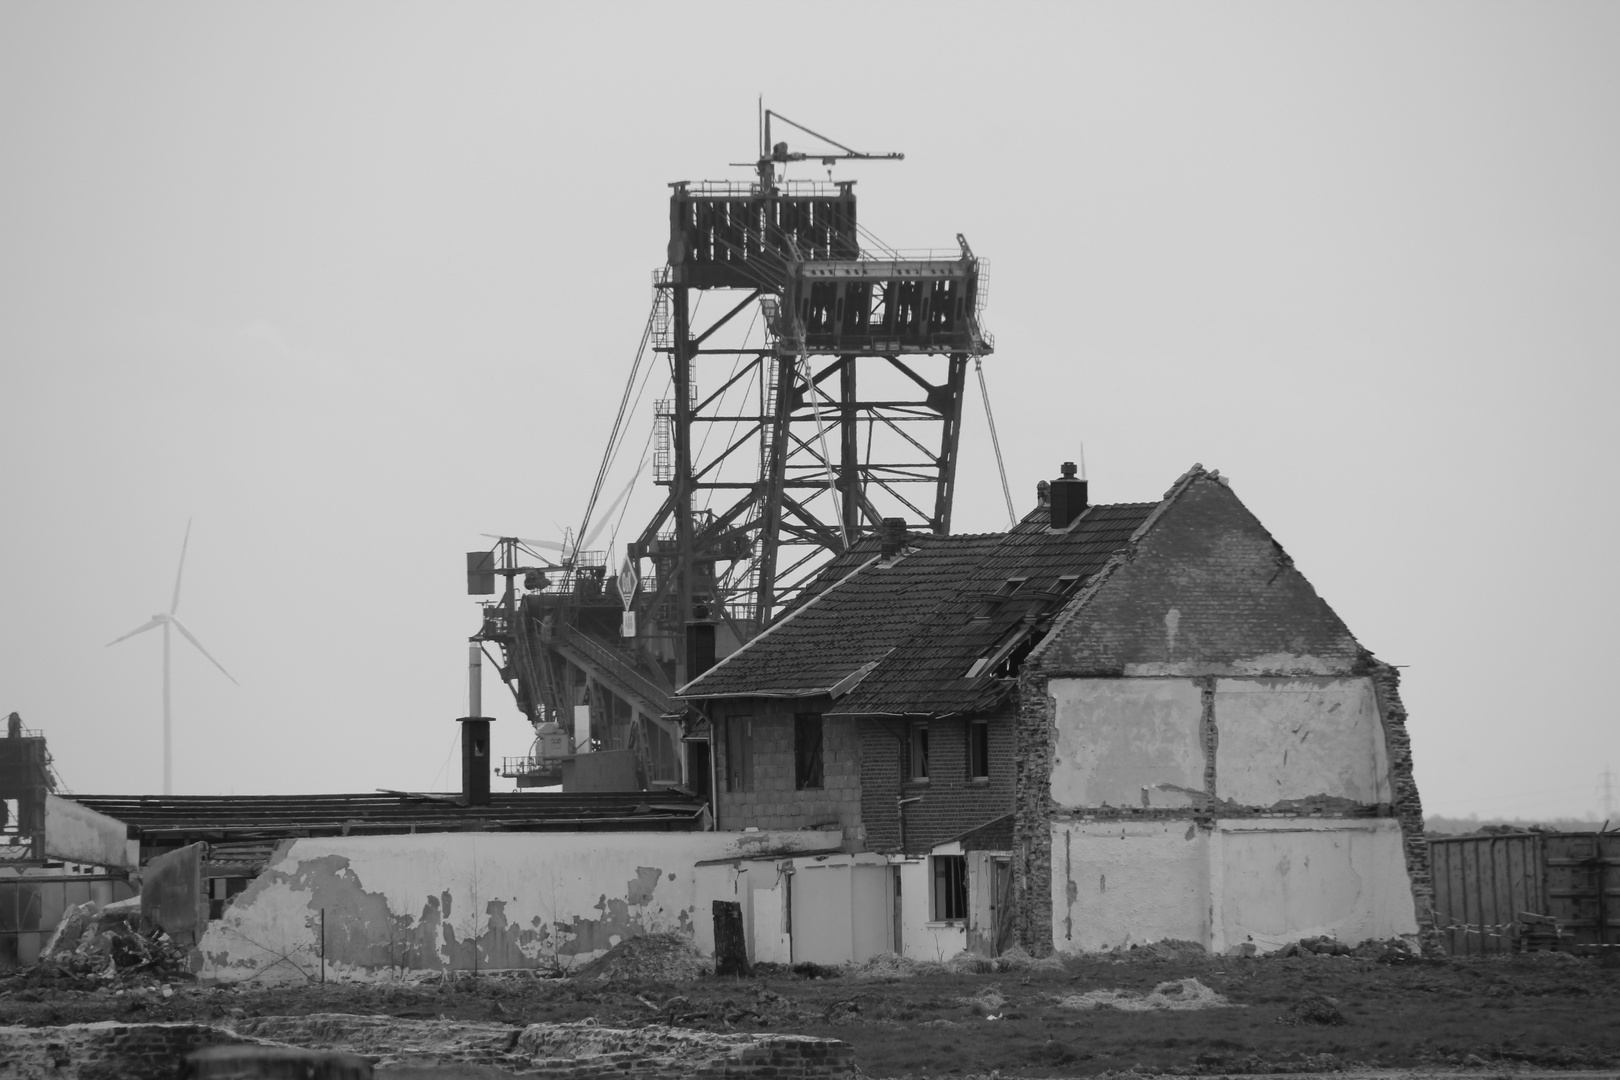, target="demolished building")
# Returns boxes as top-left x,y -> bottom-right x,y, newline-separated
677,464 -> 1433,960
